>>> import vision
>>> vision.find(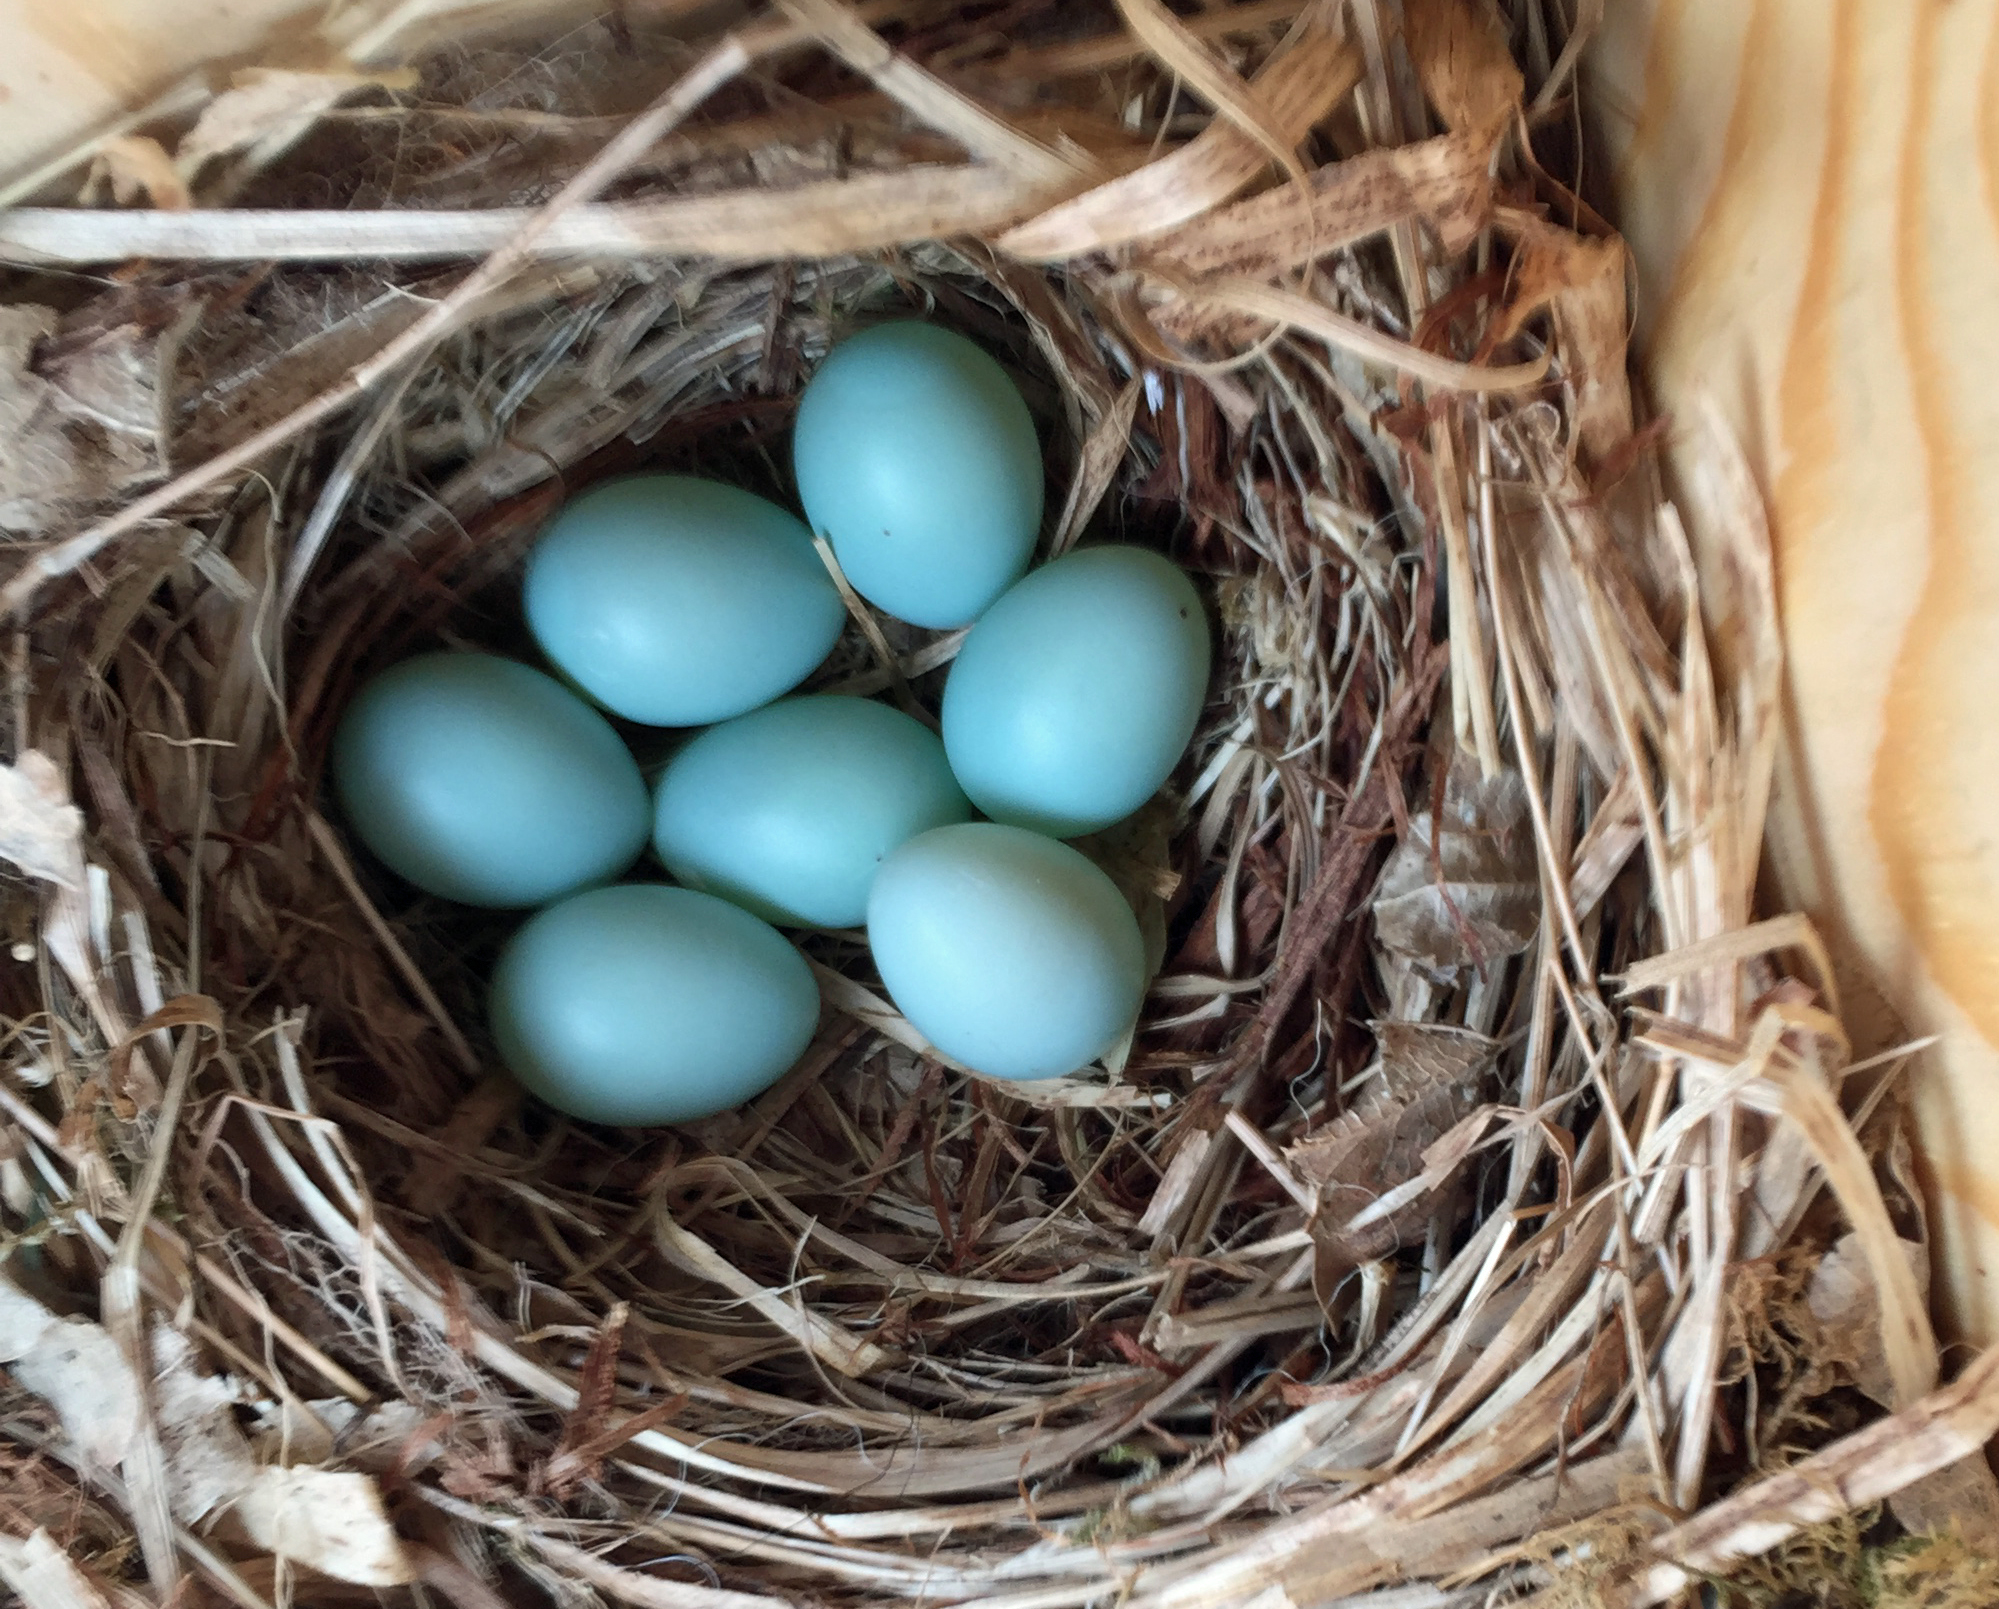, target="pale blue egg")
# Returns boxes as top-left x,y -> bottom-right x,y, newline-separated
332,652 -> 649,908
792,322 -> 1043,628
490,883 -> 820,1126
524,475 -> 846,726
867,823 -> 1146,1081
941,546 -> 1210,837
654,695 -> 970,929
